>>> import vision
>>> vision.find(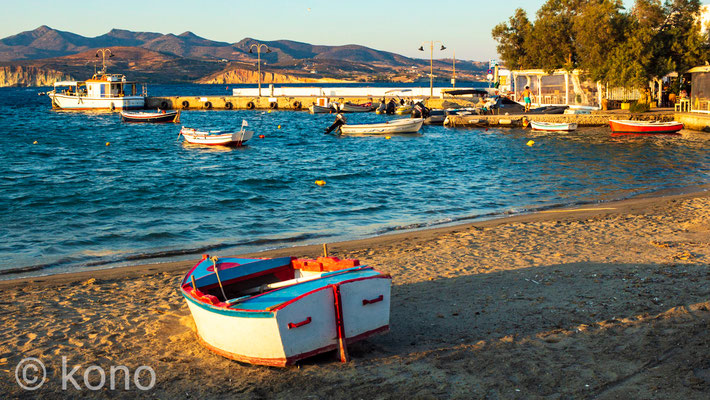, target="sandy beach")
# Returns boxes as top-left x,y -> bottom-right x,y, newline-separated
1,189 -> 709,399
